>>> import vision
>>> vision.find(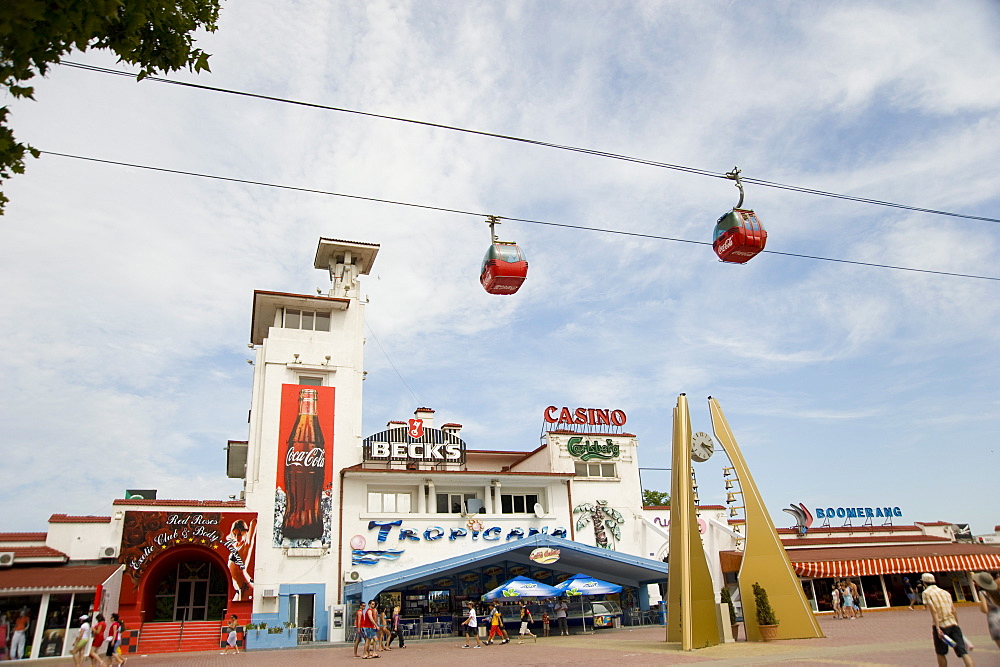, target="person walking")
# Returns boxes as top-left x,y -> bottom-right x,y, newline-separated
831,585 -> 842,619
88,613 -> 107,667
541,610 -> 550,637
921,572 -> 974,666
106,613 -> 126,666
915,579 -> 927,609
377,606 -> 389,651
973,571 -> 1000,650
840,581 -> 855,620
71,615 -> 91,667
517,602 -> 536,644
848,579 -> 863,617
353,603 -> 366,658
221,614 -> 240,655
361,601 -> 380,658
459,601 -> 482,648
388,605 -> 405,649
554,599 -> 569,636
485,603 -> 508,645
10,610 -> 30,660
904,577 -> 917,610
